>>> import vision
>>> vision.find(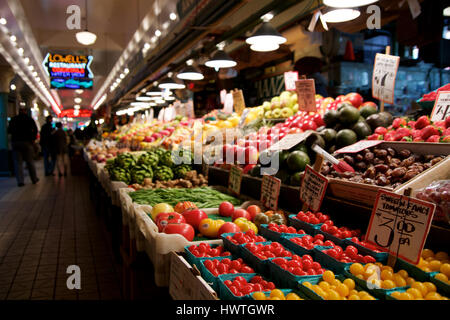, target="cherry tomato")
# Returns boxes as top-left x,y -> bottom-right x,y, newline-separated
251,276 -> 263,284
240,266 -> 254,273
229,285 -> 239,296
224,280 -> 233,287
230,260 -> 241,270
